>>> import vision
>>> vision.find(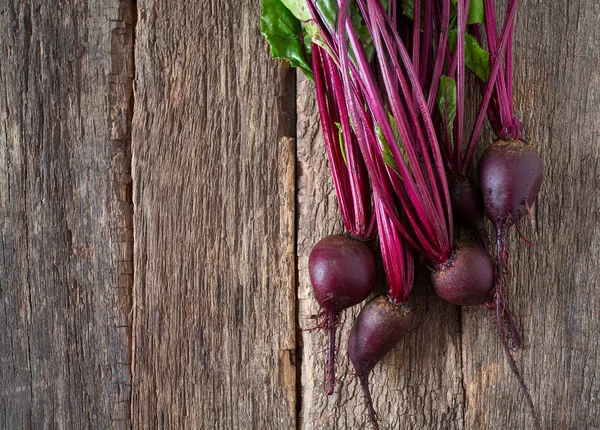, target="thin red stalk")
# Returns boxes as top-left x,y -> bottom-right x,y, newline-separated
377,198 -> 401,300
427,0 -> 450,113
483,0 -> 512,125
434,116 -> 454,174
506,25 -> 515,118
313,45 -> 354,229
455,0 -> 466,176
369,16 -> 446,249
463,0 -> 518,175
343,10 -> 443,251
412,0 -> 421,84
390,0 -> 397,26
470,24 -> 504,133
420,0 -> 433,88
371,2 -> 454,256
447,41 -> 458,77
437,101 -> 456,179
323,54 -> 370,237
